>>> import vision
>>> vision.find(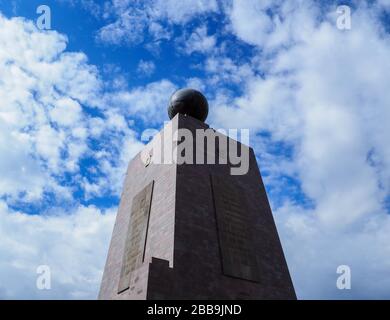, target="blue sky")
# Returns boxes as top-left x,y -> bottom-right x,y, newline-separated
0,0 -> 390,299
